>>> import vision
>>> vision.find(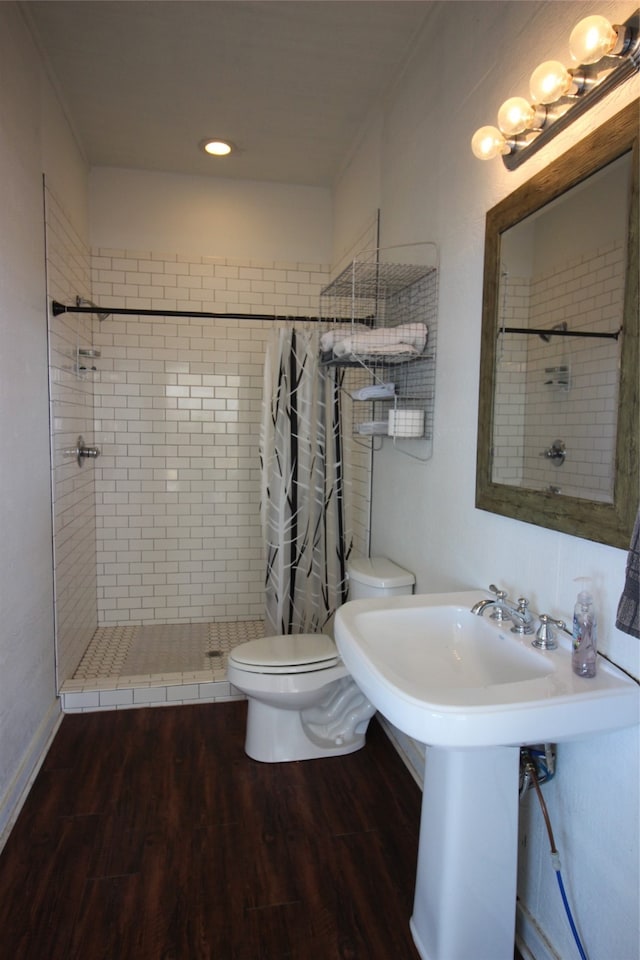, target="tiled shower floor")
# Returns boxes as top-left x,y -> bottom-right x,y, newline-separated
60,620 -> 264,714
